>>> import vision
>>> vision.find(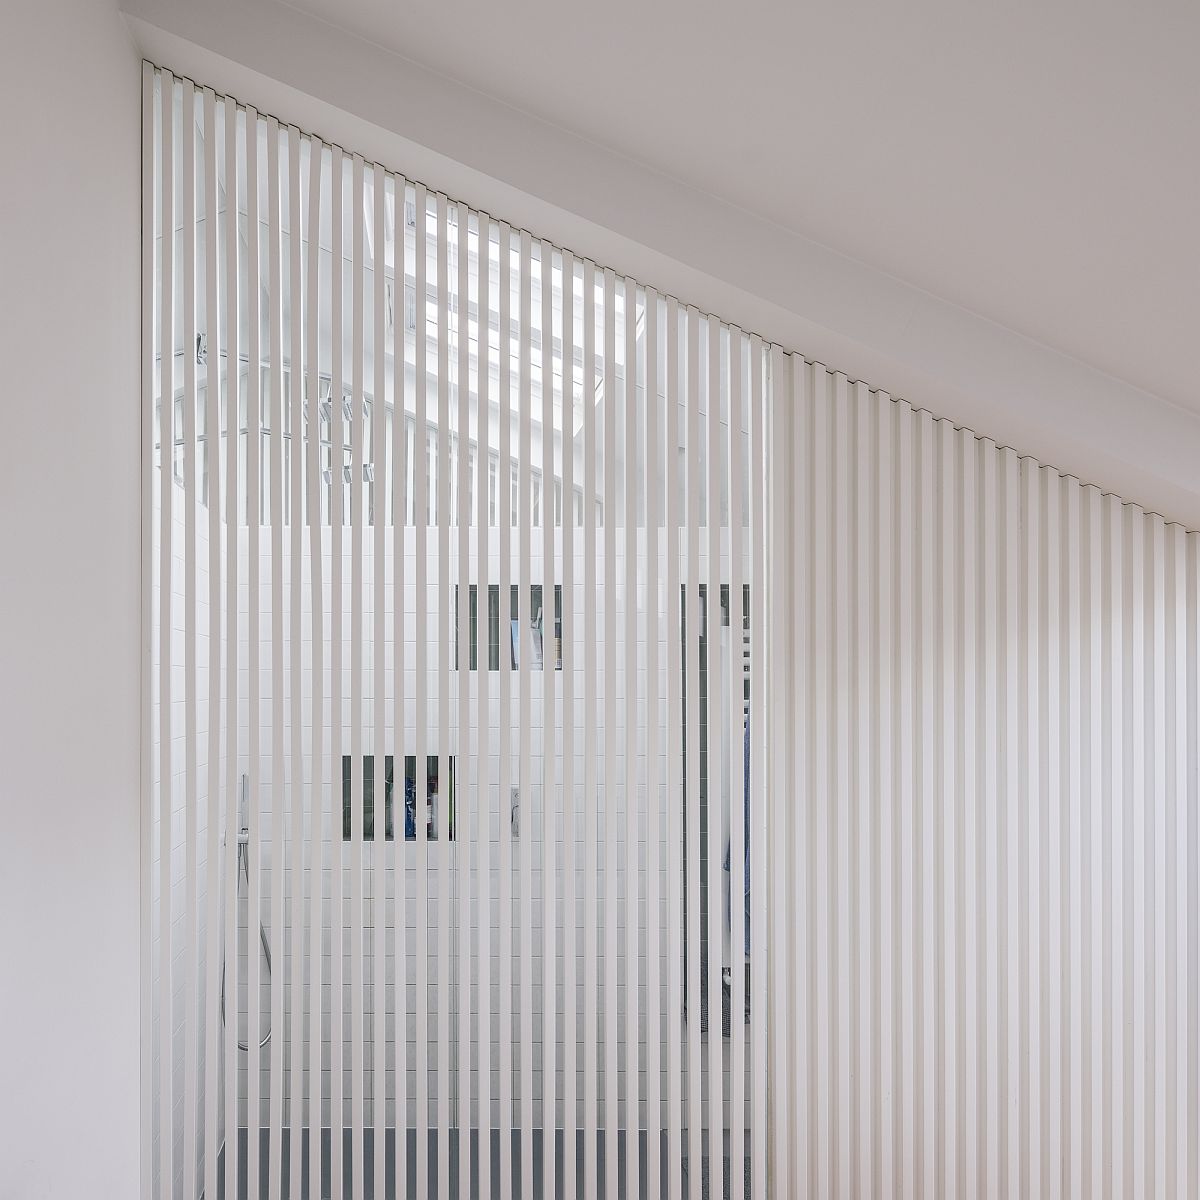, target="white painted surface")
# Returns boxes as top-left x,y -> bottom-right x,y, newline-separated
0,3 -> 141,1198
120,0 -> 1200,530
